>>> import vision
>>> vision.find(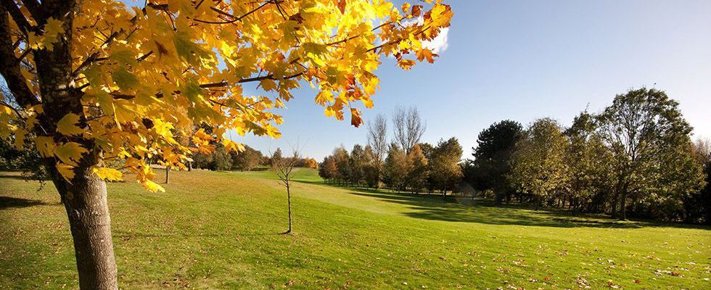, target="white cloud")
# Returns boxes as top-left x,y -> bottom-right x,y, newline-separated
401,17 -> 450,54
422,27 -> 449,54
